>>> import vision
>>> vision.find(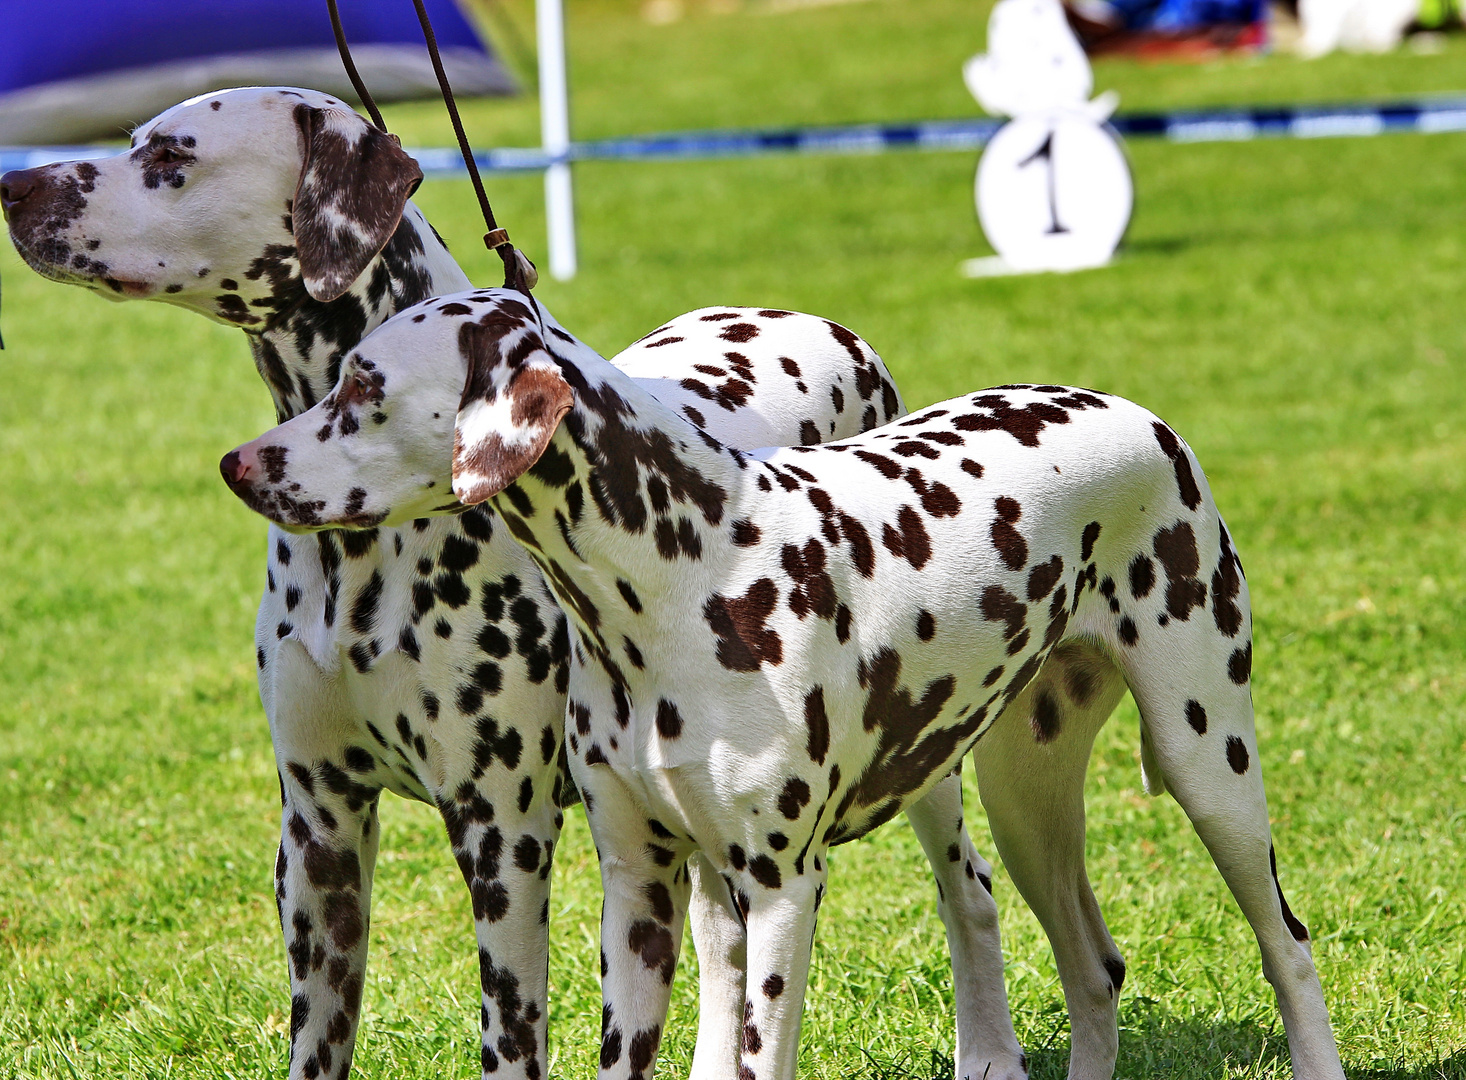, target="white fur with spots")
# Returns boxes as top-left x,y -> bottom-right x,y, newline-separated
6,95 -> 1024,1080
230,288 -> 1343,1080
